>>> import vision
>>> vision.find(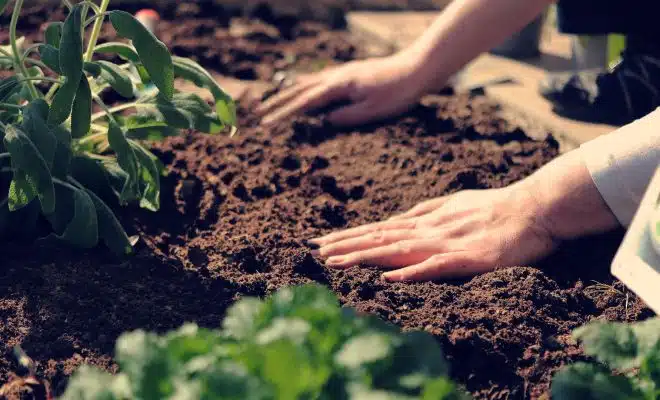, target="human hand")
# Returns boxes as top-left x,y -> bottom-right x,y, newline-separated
307,183 -> 559,282
256,54 -> 430,127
